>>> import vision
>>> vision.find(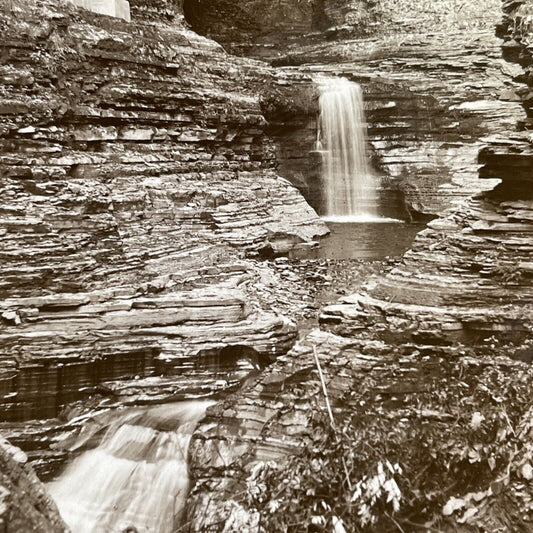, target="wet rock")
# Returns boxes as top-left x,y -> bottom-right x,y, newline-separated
268,31 -> 525,218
